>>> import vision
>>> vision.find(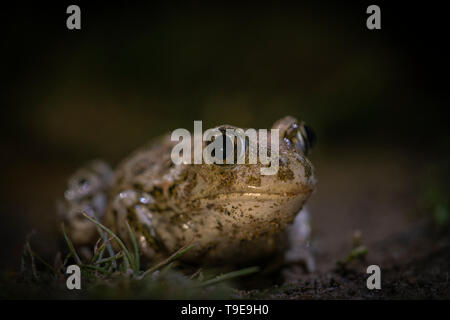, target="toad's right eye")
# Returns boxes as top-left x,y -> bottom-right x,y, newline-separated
284,122 -> 316,156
